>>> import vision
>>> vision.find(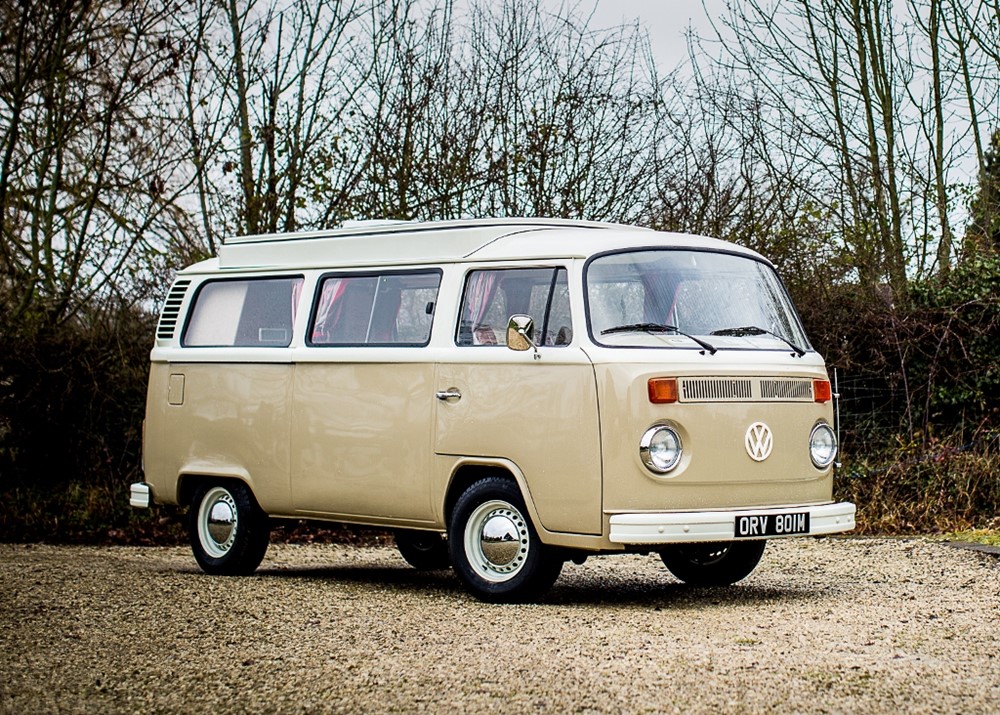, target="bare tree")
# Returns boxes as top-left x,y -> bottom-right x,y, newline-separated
469,0 -> 661,220
692,0 -> 997,297
353,0 -> 487,220
940,0 -> 1000,257
171,0 -> 373,241
0,0 -> 195,332
911,0 -> 955,274
345,0 -> 663,223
